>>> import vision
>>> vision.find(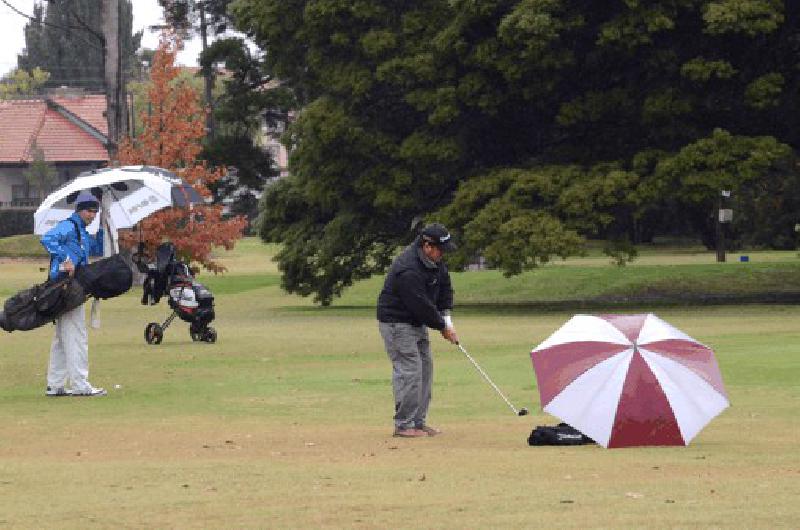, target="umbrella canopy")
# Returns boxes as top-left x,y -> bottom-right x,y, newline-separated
33,165 -> 203,236
531,314 -> 729,448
